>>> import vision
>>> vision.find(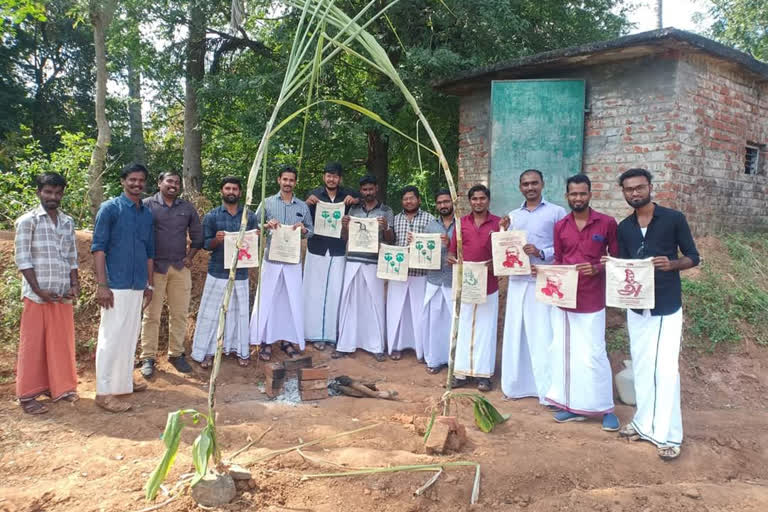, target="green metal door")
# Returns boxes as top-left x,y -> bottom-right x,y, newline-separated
490,79 -> 585,214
